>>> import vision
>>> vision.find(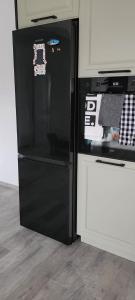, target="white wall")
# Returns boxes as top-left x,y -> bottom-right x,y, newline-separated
0,1 -> 18,185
